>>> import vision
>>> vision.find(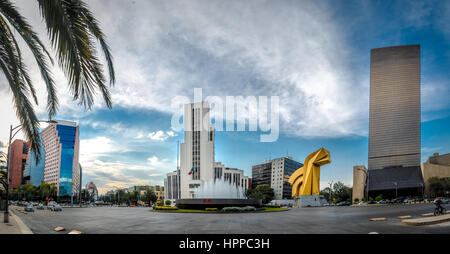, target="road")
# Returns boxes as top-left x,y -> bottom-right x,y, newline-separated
12,203 -> 450,234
